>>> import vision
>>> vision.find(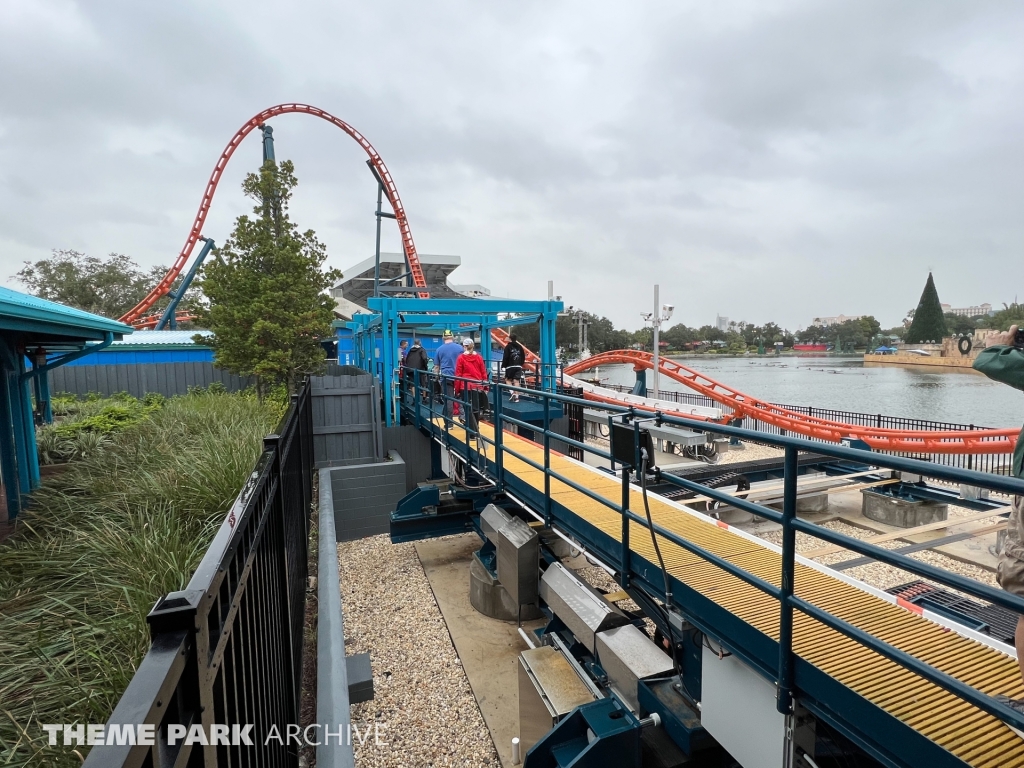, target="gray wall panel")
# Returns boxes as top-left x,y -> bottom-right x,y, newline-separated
49,362 -> 253,398
382,425 -> 433,492
311,373 -> 380,467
